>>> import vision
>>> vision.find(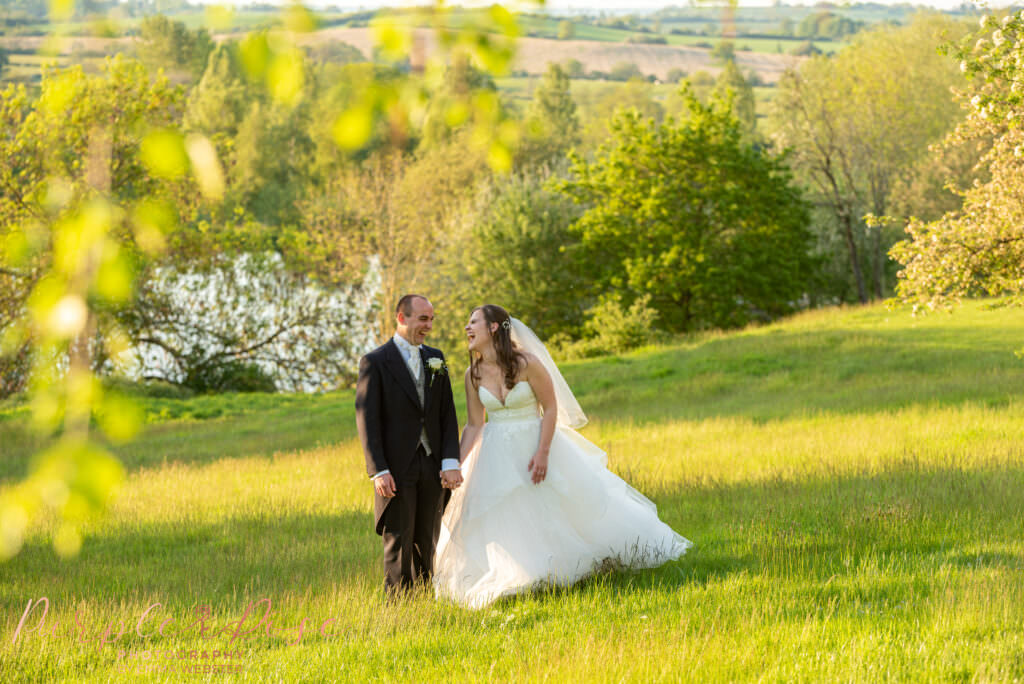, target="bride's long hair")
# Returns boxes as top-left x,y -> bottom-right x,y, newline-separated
470,304 -> 526,390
